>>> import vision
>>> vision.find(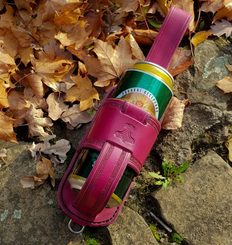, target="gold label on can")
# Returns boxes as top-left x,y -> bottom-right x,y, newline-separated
116,87 -> 159,118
